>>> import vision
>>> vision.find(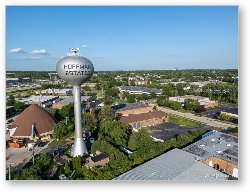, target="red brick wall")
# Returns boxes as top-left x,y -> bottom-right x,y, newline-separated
202,156 -> 238,177
115,106 -> 153,116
